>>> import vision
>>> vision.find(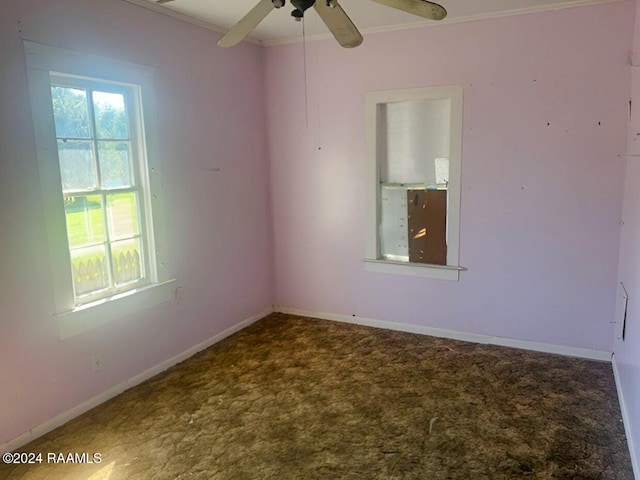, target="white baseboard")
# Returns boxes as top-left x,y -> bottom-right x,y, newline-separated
0,306 -> 273,454
2,305 -> 615,455
273,306 -> 612,362
612,354 -> 640,479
